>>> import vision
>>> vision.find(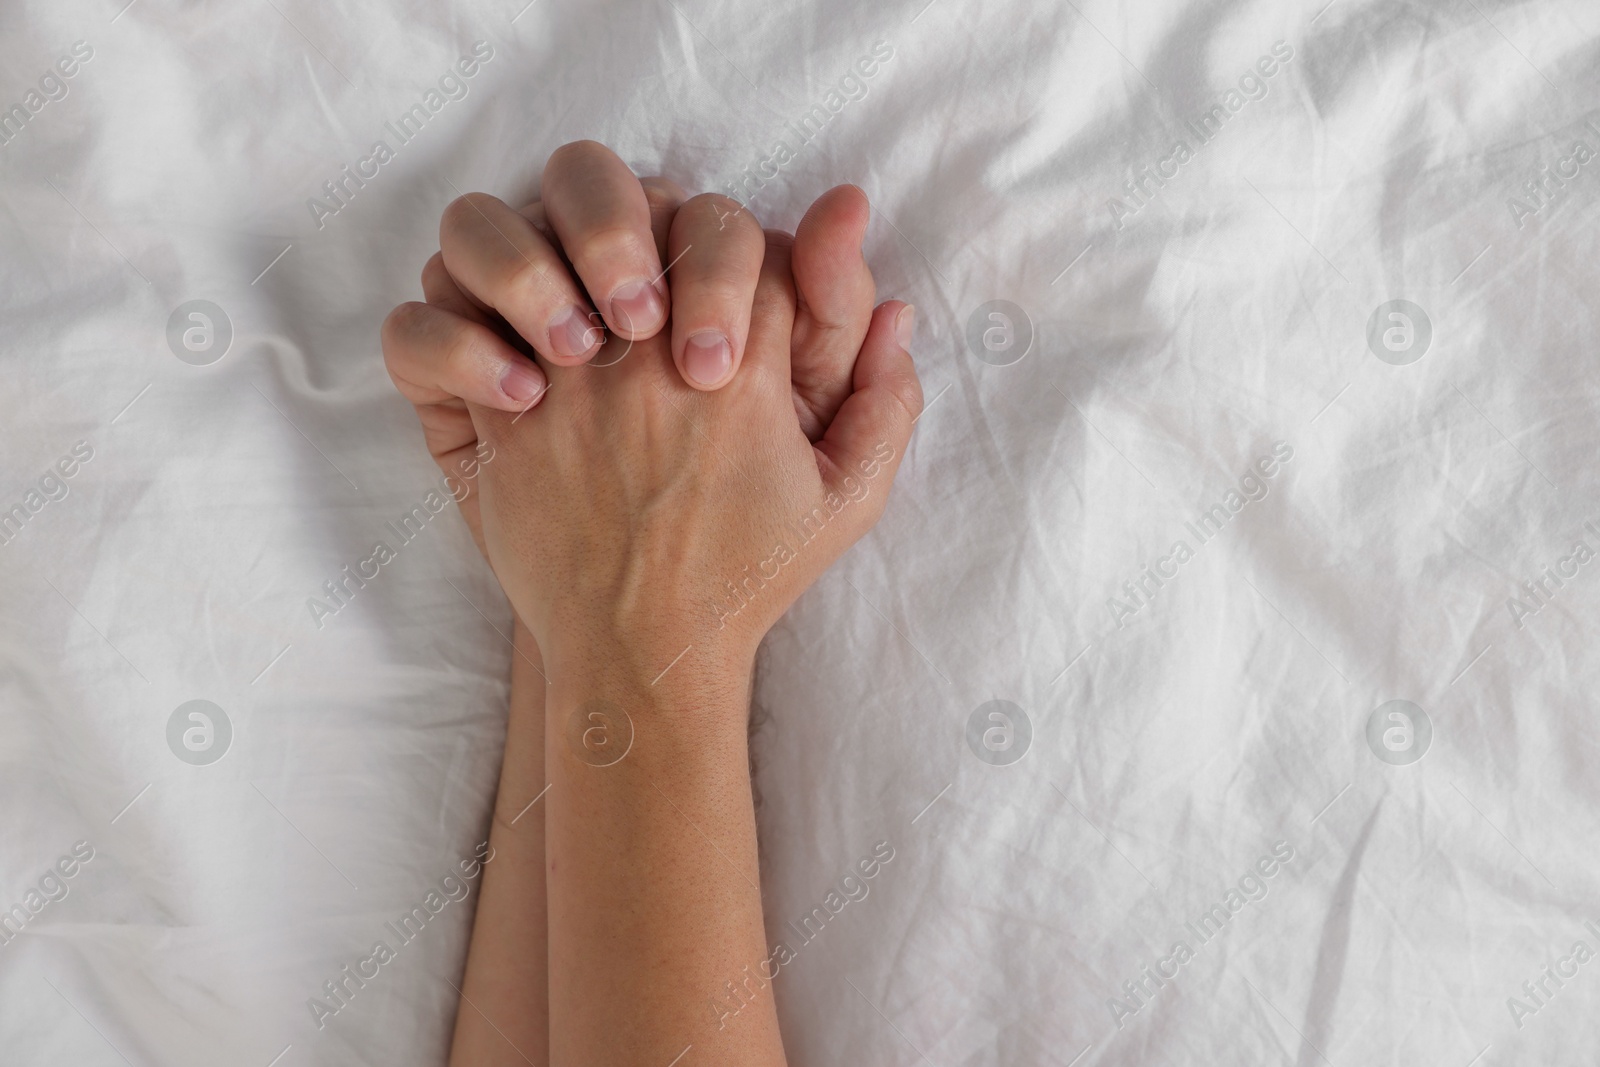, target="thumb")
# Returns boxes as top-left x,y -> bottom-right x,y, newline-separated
813,301 -> 921,512
791,185 -> 875,438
